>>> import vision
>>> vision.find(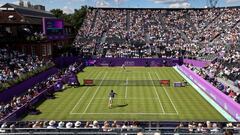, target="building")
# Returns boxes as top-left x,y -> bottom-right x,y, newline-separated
0,2 -> 75,57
